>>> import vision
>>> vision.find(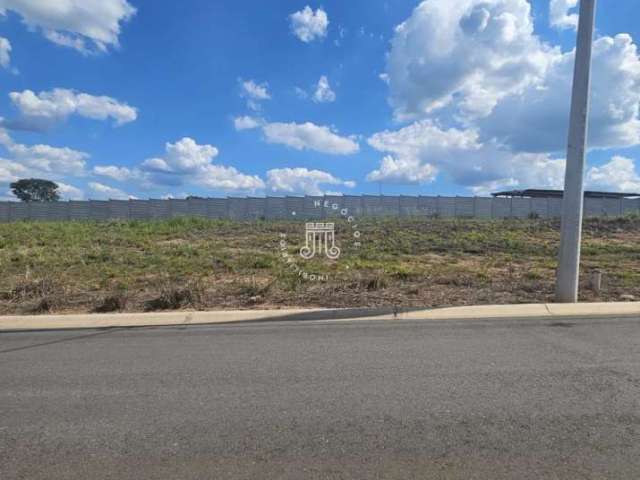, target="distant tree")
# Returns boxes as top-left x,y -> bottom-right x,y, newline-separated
10,178 -> 61,202
186,195 -> 205,200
